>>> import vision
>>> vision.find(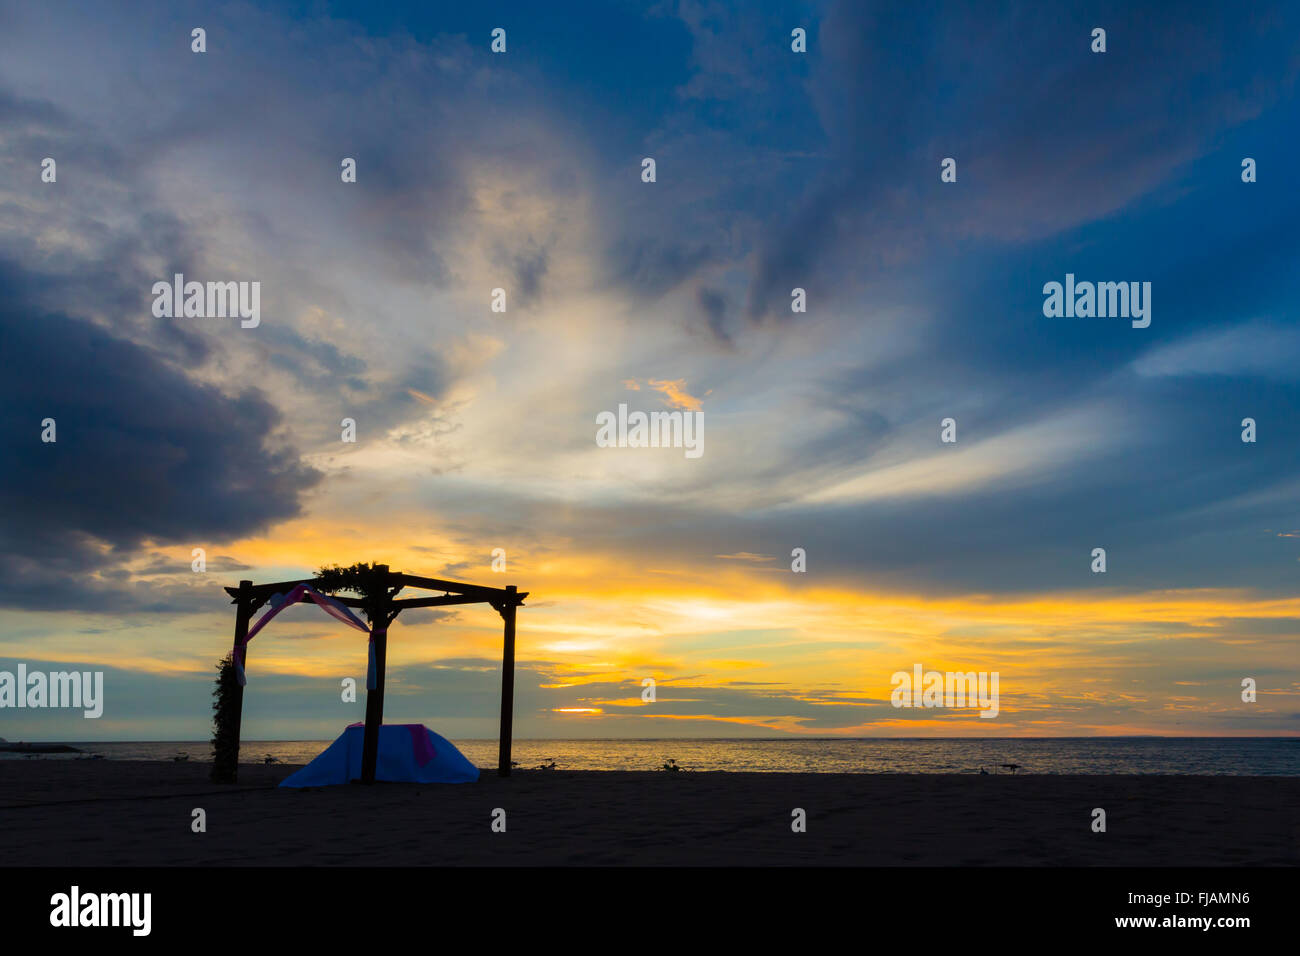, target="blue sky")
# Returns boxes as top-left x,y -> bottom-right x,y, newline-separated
1,0 -> 1297,740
